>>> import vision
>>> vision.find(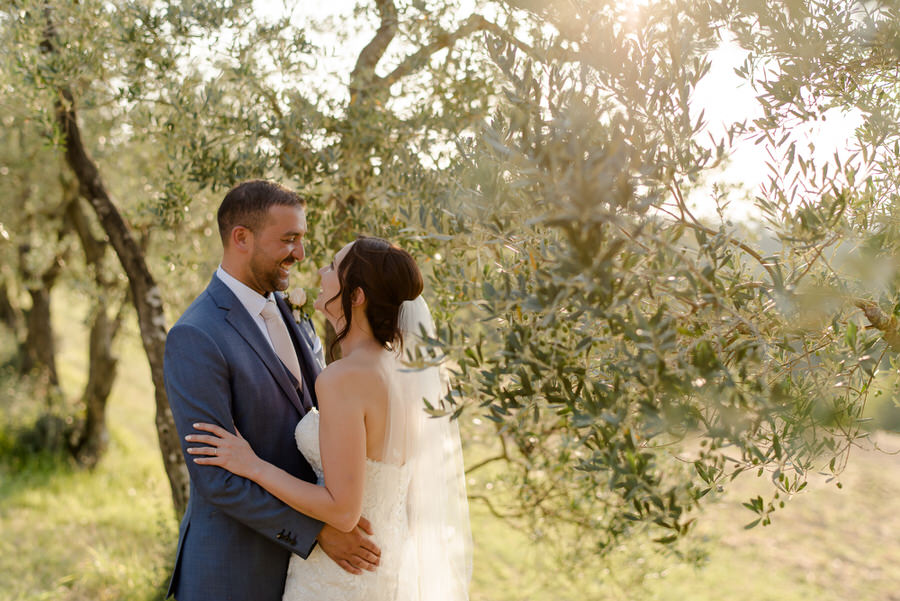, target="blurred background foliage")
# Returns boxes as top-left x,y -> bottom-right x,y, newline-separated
1,0 -> 900,596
